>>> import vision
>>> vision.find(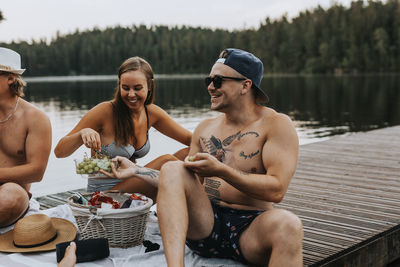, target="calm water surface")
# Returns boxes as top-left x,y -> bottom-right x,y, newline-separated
25,75 -> 400,196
